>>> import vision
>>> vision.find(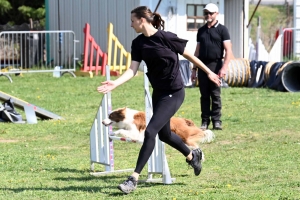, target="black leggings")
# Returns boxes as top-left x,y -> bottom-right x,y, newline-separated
134,87 -> 191,174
